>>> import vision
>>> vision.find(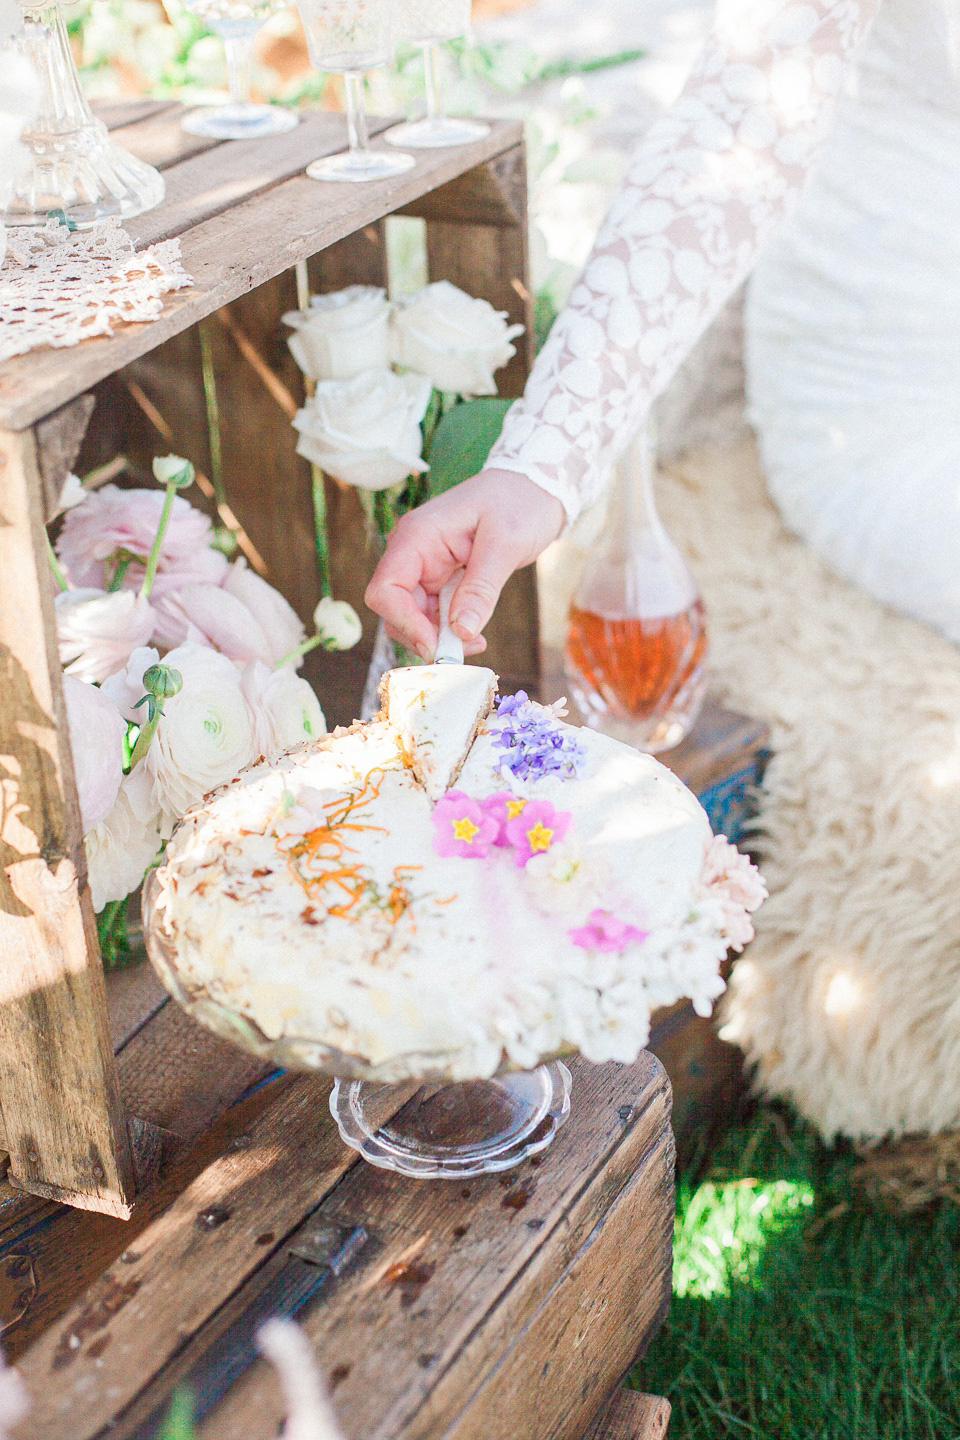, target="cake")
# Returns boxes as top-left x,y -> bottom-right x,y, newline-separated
148,668 -> 766,1082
